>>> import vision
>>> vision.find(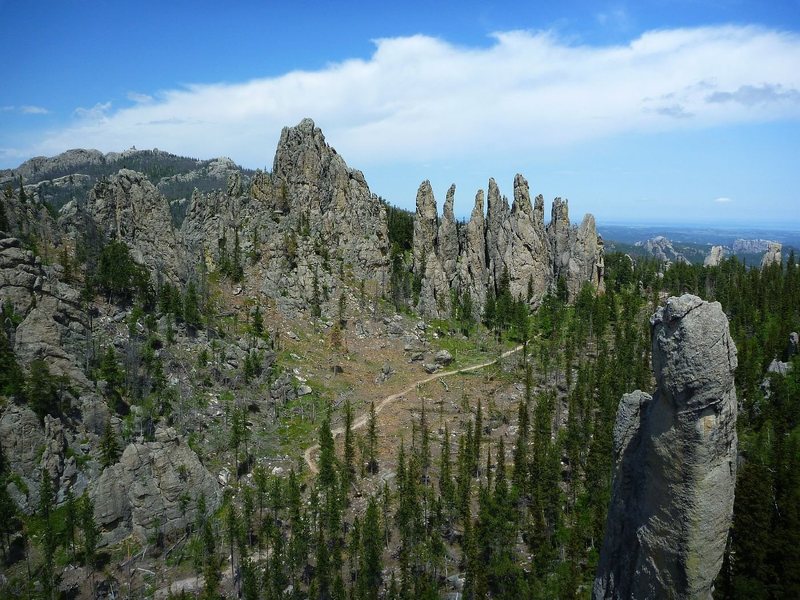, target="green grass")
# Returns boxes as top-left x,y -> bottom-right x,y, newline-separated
431,326 -> 515,368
